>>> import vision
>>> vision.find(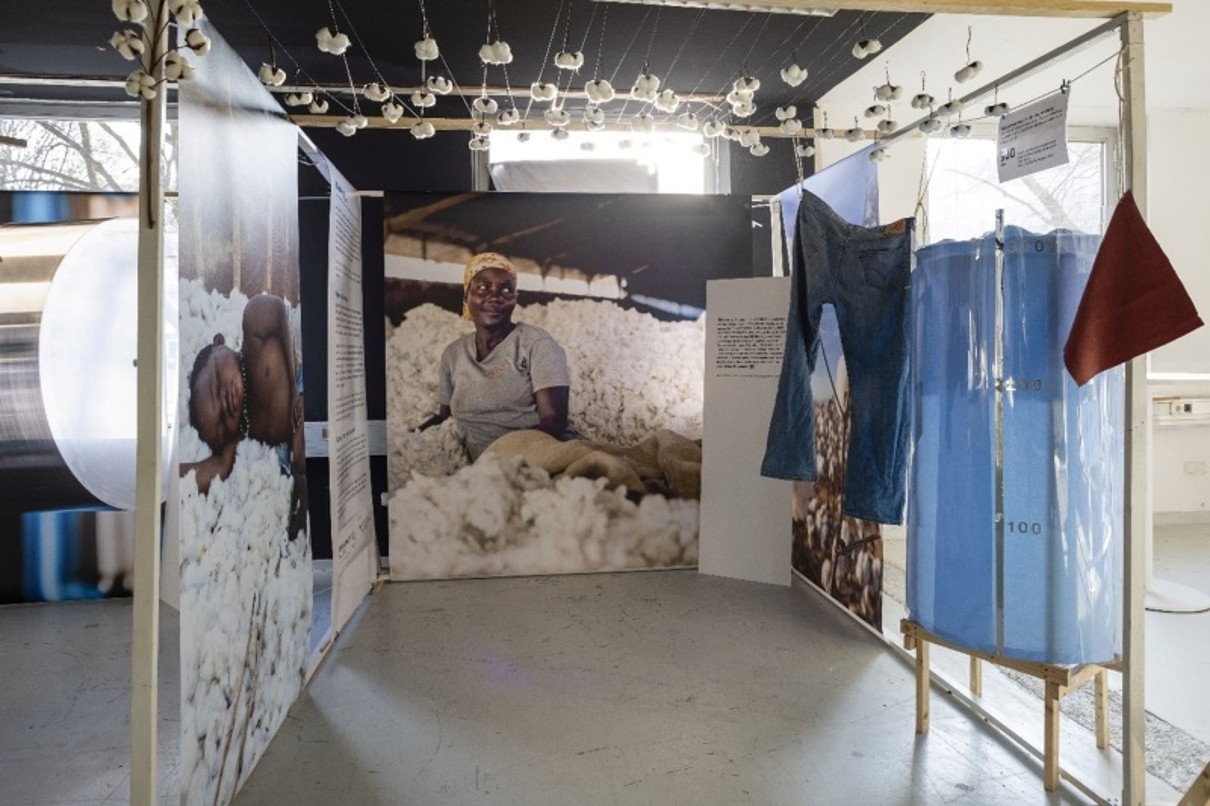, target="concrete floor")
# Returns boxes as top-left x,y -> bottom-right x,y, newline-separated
234,571 -> 1091,805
